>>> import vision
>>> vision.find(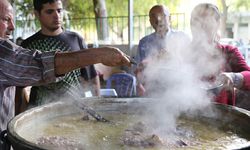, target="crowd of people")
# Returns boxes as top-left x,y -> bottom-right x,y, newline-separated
134,3 -> 250,105
1,0 -> 250,149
